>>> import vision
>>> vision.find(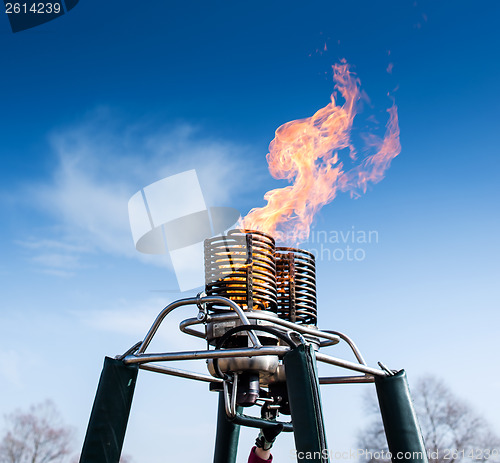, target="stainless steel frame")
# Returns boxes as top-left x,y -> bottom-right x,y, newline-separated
120,295 -> 387,386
